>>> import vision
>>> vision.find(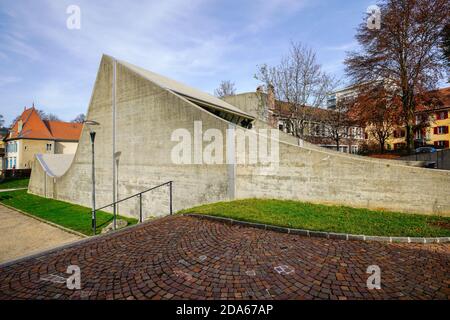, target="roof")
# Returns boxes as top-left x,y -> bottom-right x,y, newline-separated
116,58 -> 255,121
44,121 -> 83,141
36,154 -> 75,177
416,87 -> 450,112
7,107 -> 82,141
270,100 -> 331,120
